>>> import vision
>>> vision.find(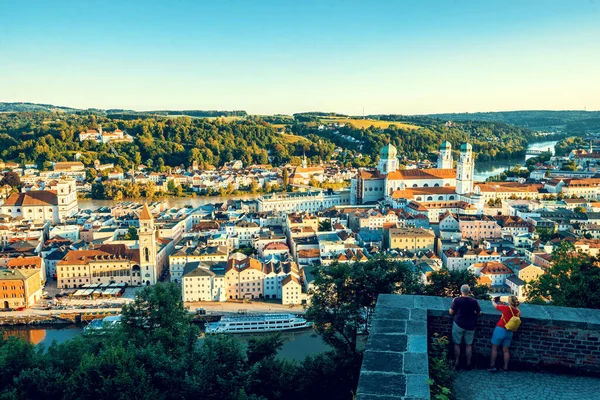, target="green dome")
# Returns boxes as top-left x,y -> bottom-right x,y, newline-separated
440,141 -> 451,150
460,142 -> 472,151
380,143 -> 397,159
